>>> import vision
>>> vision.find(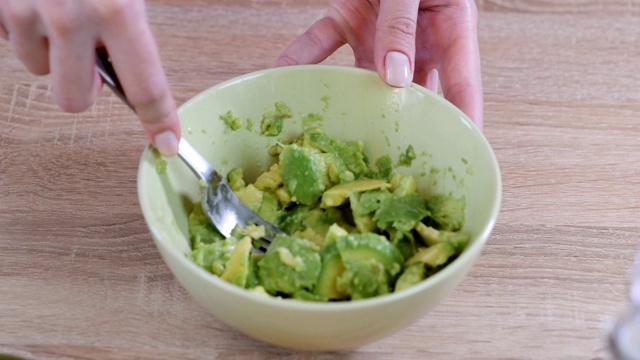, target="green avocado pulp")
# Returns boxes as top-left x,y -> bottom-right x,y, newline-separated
186,101 -> 469,302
